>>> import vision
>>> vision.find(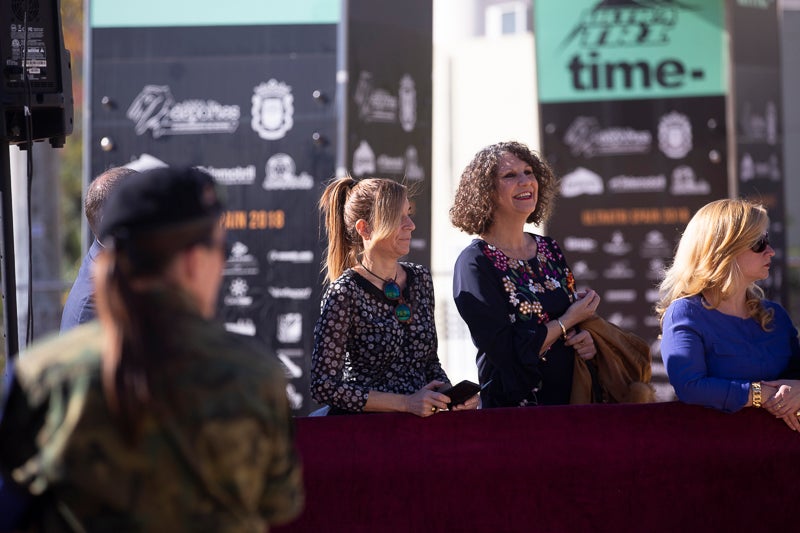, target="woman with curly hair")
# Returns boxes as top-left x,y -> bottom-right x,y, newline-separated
657,199 -> 800,428
451,141 -> 601,408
